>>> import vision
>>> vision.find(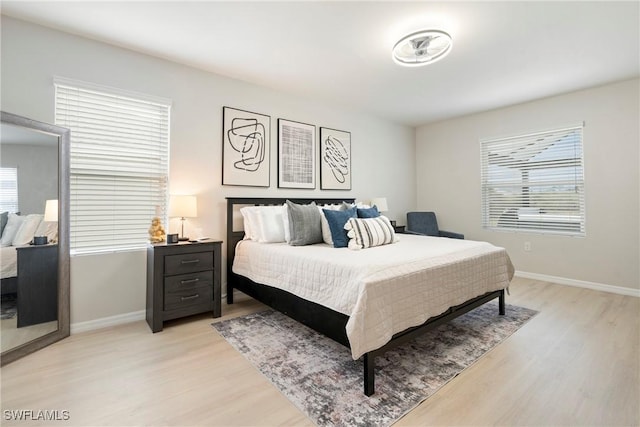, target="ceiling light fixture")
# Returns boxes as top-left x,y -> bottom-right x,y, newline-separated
392,29 -> 452,67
